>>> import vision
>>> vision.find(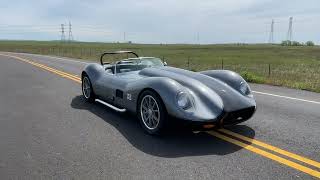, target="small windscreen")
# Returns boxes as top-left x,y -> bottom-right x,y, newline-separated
101,53 -> 138,65
116,58 -> 164,74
